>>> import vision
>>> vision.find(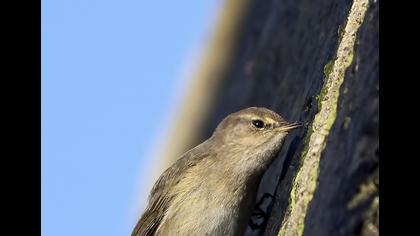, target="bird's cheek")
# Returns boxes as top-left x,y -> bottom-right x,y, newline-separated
243,137 -> 264,147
